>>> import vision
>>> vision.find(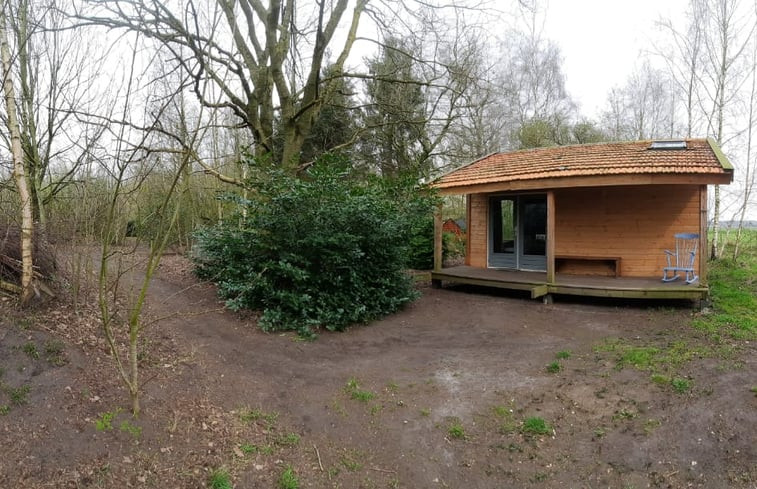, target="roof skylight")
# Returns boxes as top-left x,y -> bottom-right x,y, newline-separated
649,140 -> 687,150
